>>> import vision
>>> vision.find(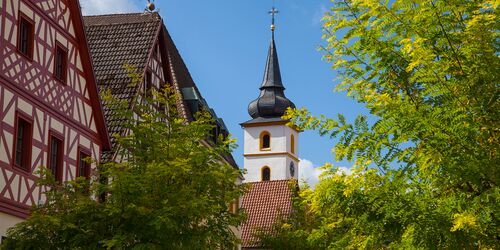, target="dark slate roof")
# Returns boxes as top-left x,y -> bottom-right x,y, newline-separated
241,180 -> 294,247
240,117 -> 287,126
247,37 -> 295,119
84,13 -> 161,156
157,19 -> 239,168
